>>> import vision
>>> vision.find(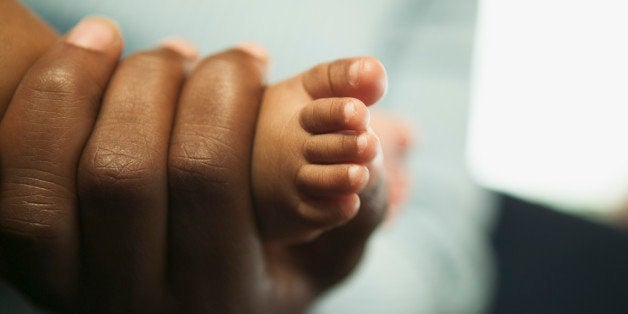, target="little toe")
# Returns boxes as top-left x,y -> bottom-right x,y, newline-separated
304,132 -> 379,164
302,56 -> 387,106
296,164 -> 369,196
300,98 -> 369,134
296,194 -> 361,230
